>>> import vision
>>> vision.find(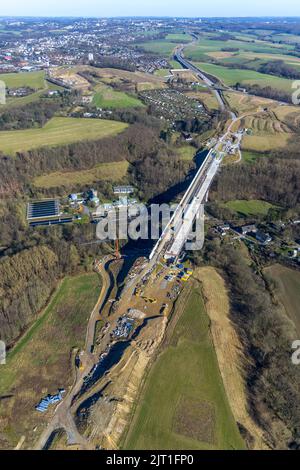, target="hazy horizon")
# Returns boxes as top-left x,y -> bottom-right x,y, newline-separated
1,0 -> 300,19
